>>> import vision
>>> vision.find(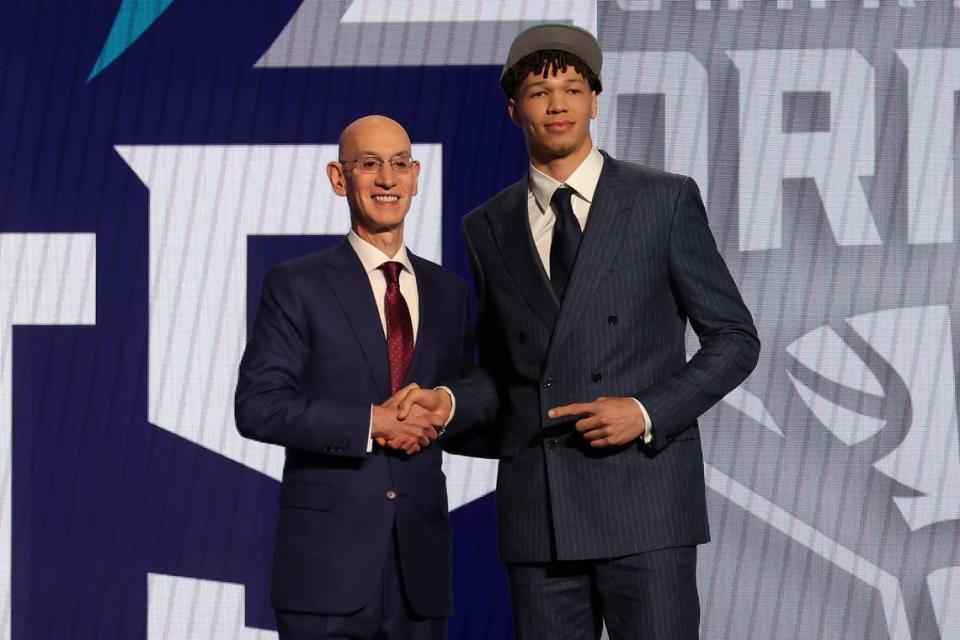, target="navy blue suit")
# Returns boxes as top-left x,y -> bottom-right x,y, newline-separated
444,154 -> 760,638
235,239 -> 472,623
